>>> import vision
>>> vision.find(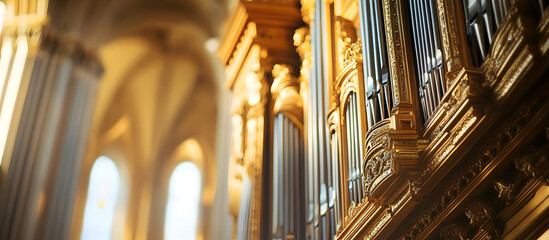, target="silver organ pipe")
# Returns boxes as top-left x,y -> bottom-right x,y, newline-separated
330,132 -> 340,229
344,92 -> 365,206
307,0 -> 346,238
409,0 -> 446,121
344,104 -> 354,204
272,113 -> 305,240
460,0 -> 537,66
359,0 -> 394,128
